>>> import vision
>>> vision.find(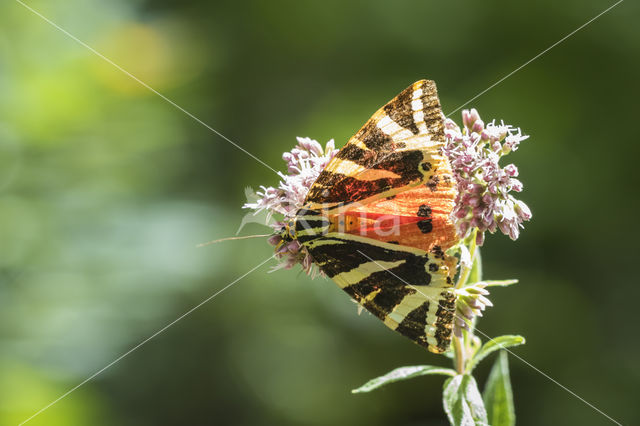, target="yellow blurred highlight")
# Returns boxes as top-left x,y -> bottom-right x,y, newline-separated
0,362 -> 107,426
91,23 -> 175,95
